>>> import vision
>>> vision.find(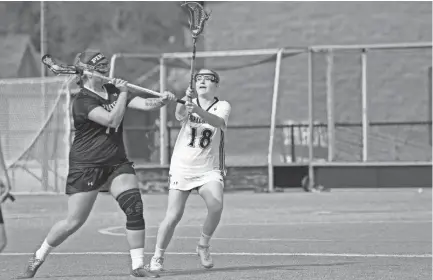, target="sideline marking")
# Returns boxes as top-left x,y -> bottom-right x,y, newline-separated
99,220 -> 432,237
1,252 -> 431,258
97,230 -> 333,242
